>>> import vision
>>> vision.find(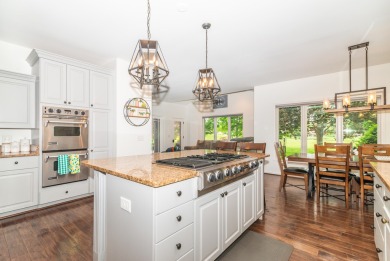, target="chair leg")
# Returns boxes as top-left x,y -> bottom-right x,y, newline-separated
279,173 -> 285,191
316,178 -> 320,203
360,185 -> 364,209
304,175 -> 309,197
345,182 -> 349,209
